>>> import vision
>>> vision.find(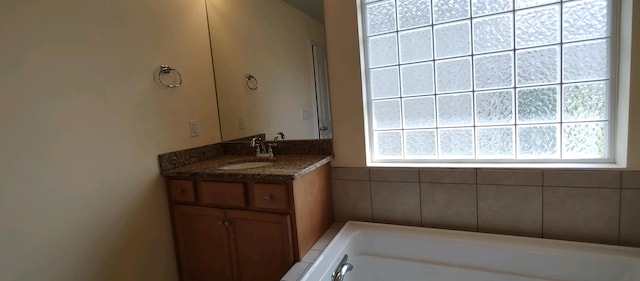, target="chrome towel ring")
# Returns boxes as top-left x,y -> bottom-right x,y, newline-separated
245,74 -> 258,90
158,65 -> 183,88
